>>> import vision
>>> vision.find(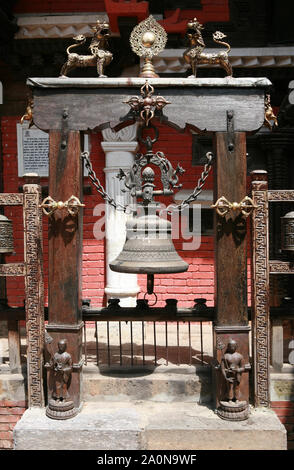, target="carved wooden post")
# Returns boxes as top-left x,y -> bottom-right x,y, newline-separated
45,121 -> 83,419
7,320 -> 21,374
271,317 -> 284,373
23,176 -> 44,407
213,130 -> 251,420
251,170 -> 270,407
